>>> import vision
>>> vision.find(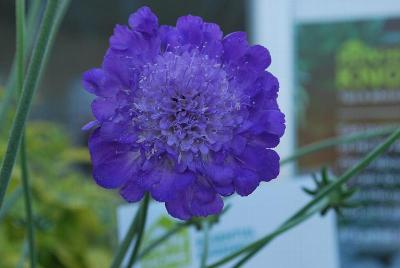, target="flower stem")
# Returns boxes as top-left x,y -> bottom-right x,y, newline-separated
0,0 -> 42,129
110,195 -> 150,268
280,126 -> 396,165
200,219 -> 210,268
231,200 -> 327,268
0,0 -> 62,208
138,221 -> 190,259
20,136 -> 36,268
16,0 -> 36,267
0,186 -> 22,222
207,128 -> 400,268
126,194 -> 150,268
